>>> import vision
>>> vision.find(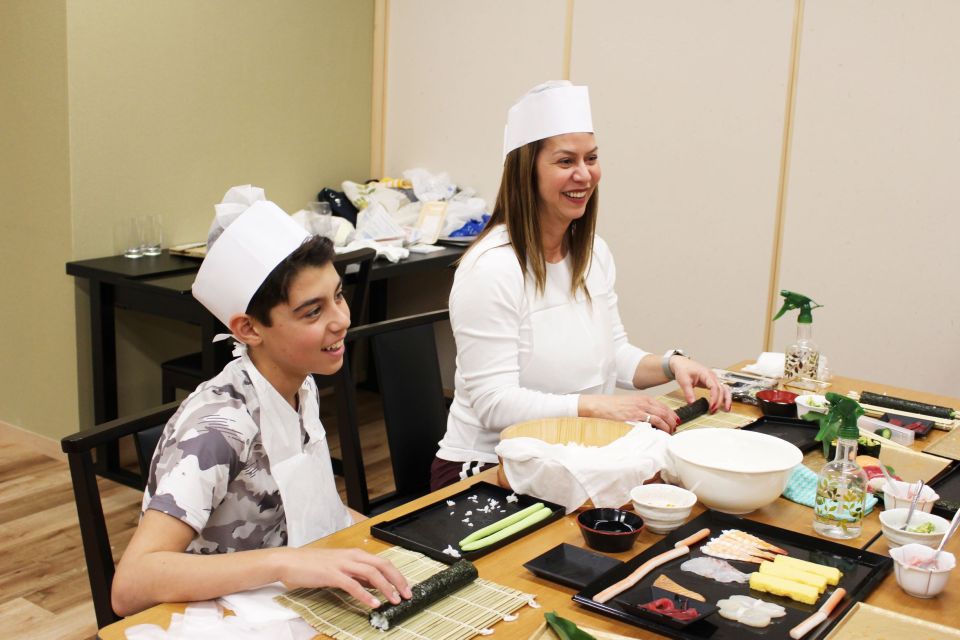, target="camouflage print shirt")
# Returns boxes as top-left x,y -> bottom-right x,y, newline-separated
142,358 -> 328,554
